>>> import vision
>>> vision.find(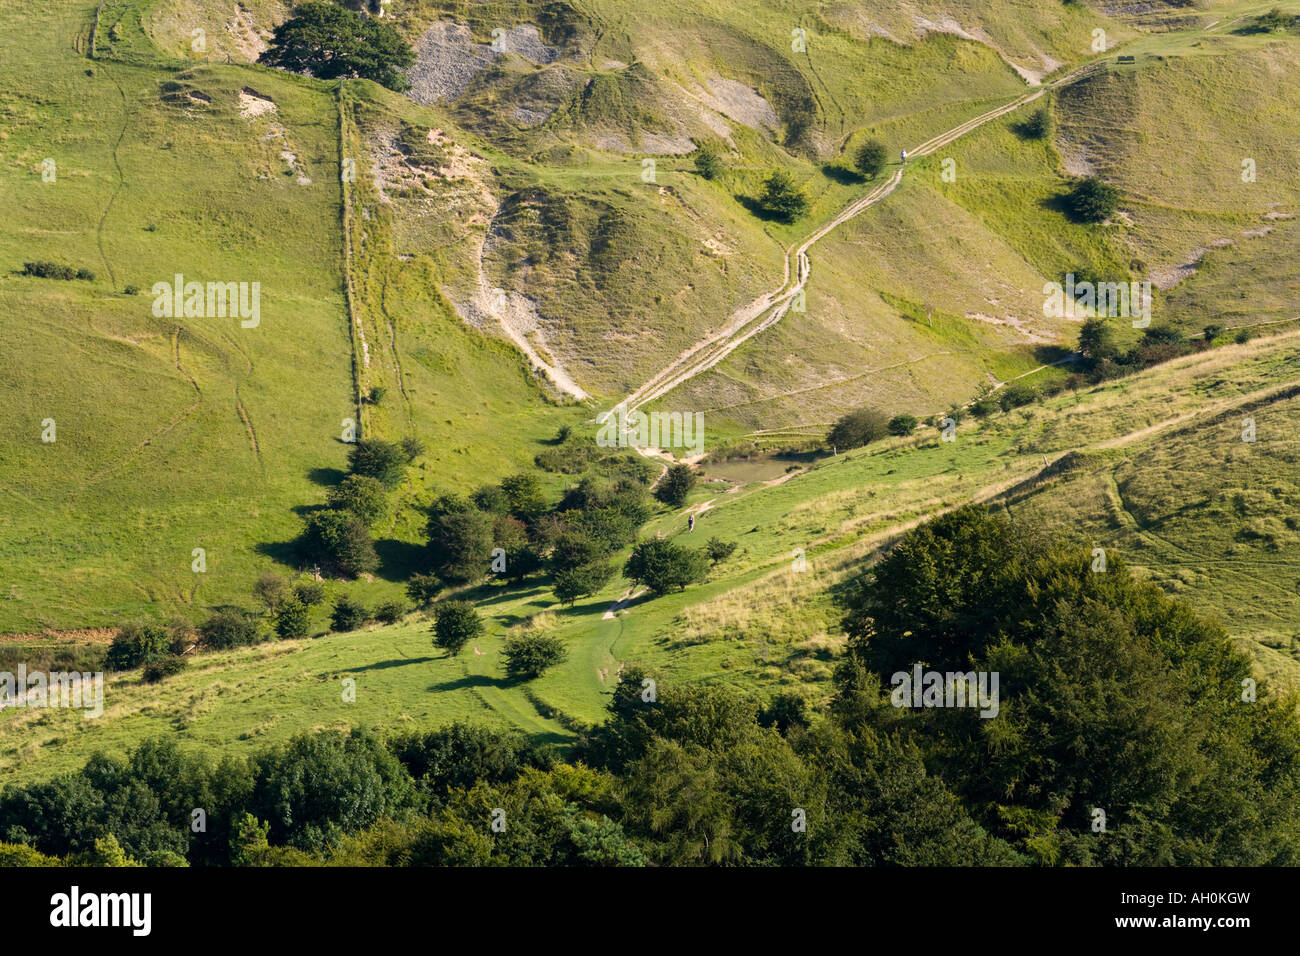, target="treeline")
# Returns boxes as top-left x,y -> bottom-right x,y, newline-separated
90,426 -> 727,686
822,315 -> 1258,454
420,450 -> 727,607
1077,316 -> 1250,384
6,507 -> 1298,866
20,261 -> 95,281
